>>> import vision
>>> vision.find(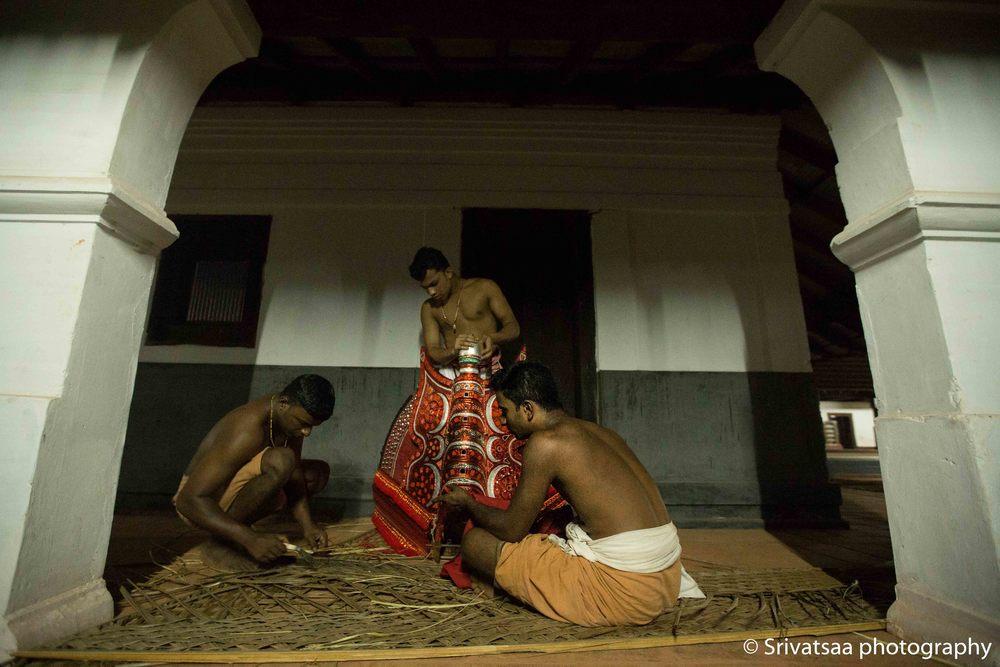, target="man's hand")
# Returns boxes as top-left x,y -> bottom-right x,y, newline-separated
303,524 -> 329,550
480,335 -> 494,357
453,333 -> 480,353
430,485 -> 473,510
243,533 -> 289,563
